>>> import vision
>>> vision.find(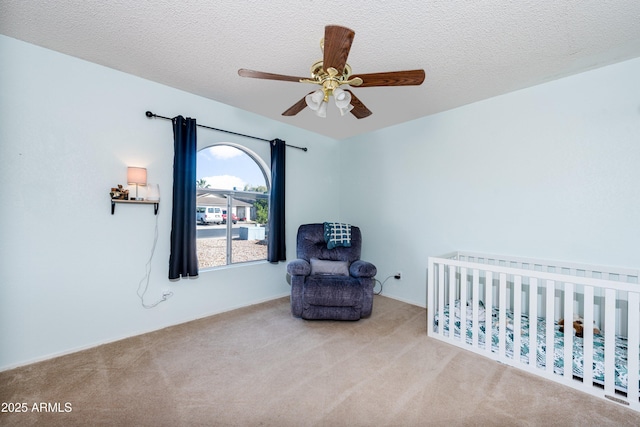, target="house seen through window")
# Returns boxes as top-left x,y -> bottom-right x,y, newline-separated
196,144 -> 269,269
